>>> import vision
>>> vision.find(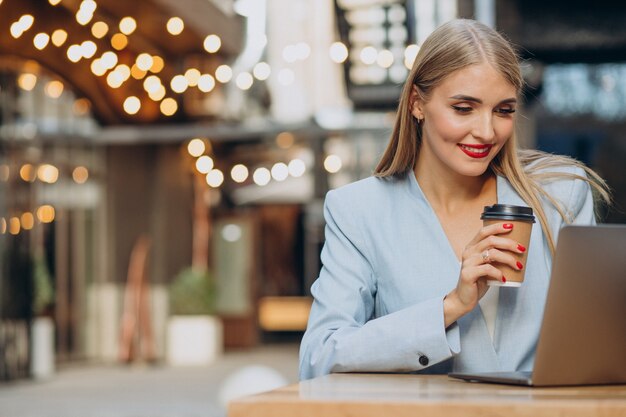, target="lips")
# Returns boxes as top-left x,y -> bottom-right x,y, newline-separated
458,143 -> 493,159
